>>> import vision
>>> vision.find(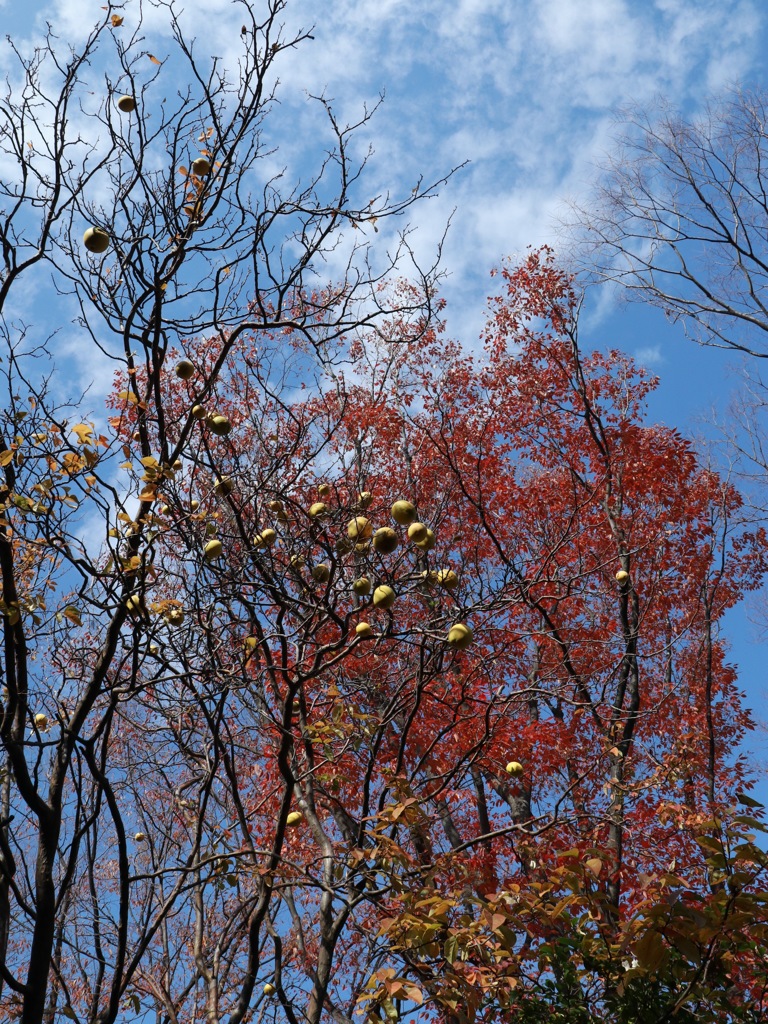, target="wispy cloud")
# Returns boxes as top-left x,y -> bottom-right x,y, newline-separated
7,0 -> 766,348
